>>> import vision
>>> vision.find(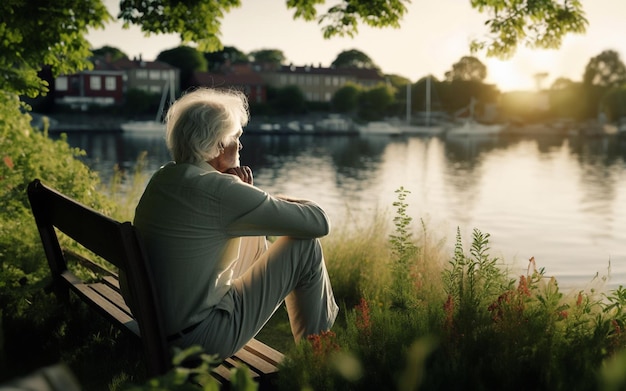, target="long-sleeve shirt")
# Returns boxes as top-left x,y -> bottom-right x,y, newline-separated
132,161 -> 330,335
